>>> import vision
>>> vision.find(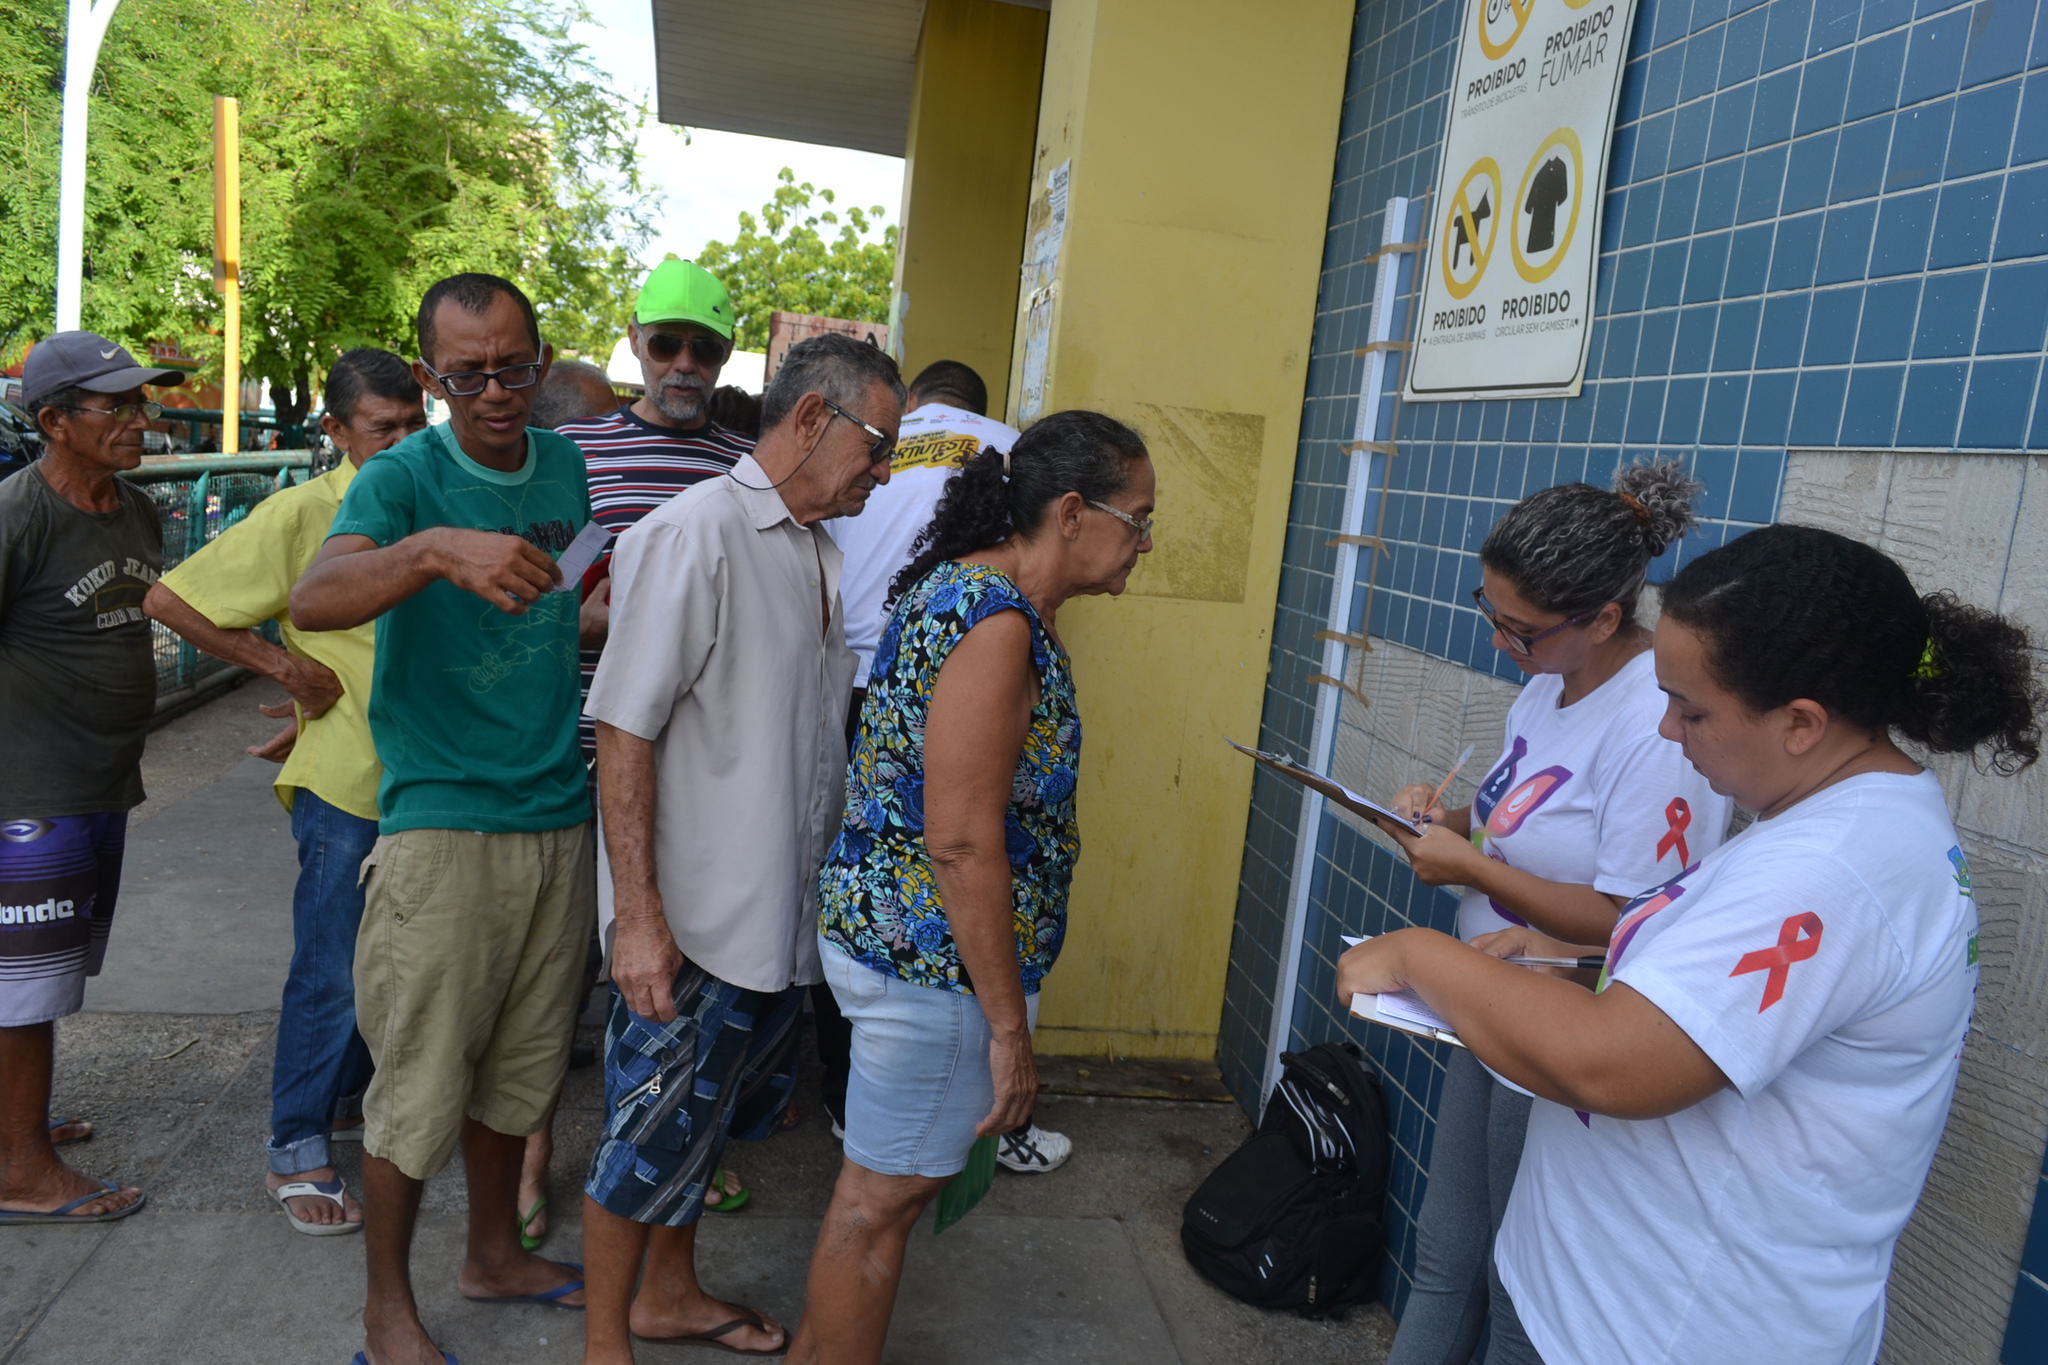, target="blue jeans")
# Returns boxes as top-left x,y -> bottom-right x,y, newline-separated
266,789 -> 378,1176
